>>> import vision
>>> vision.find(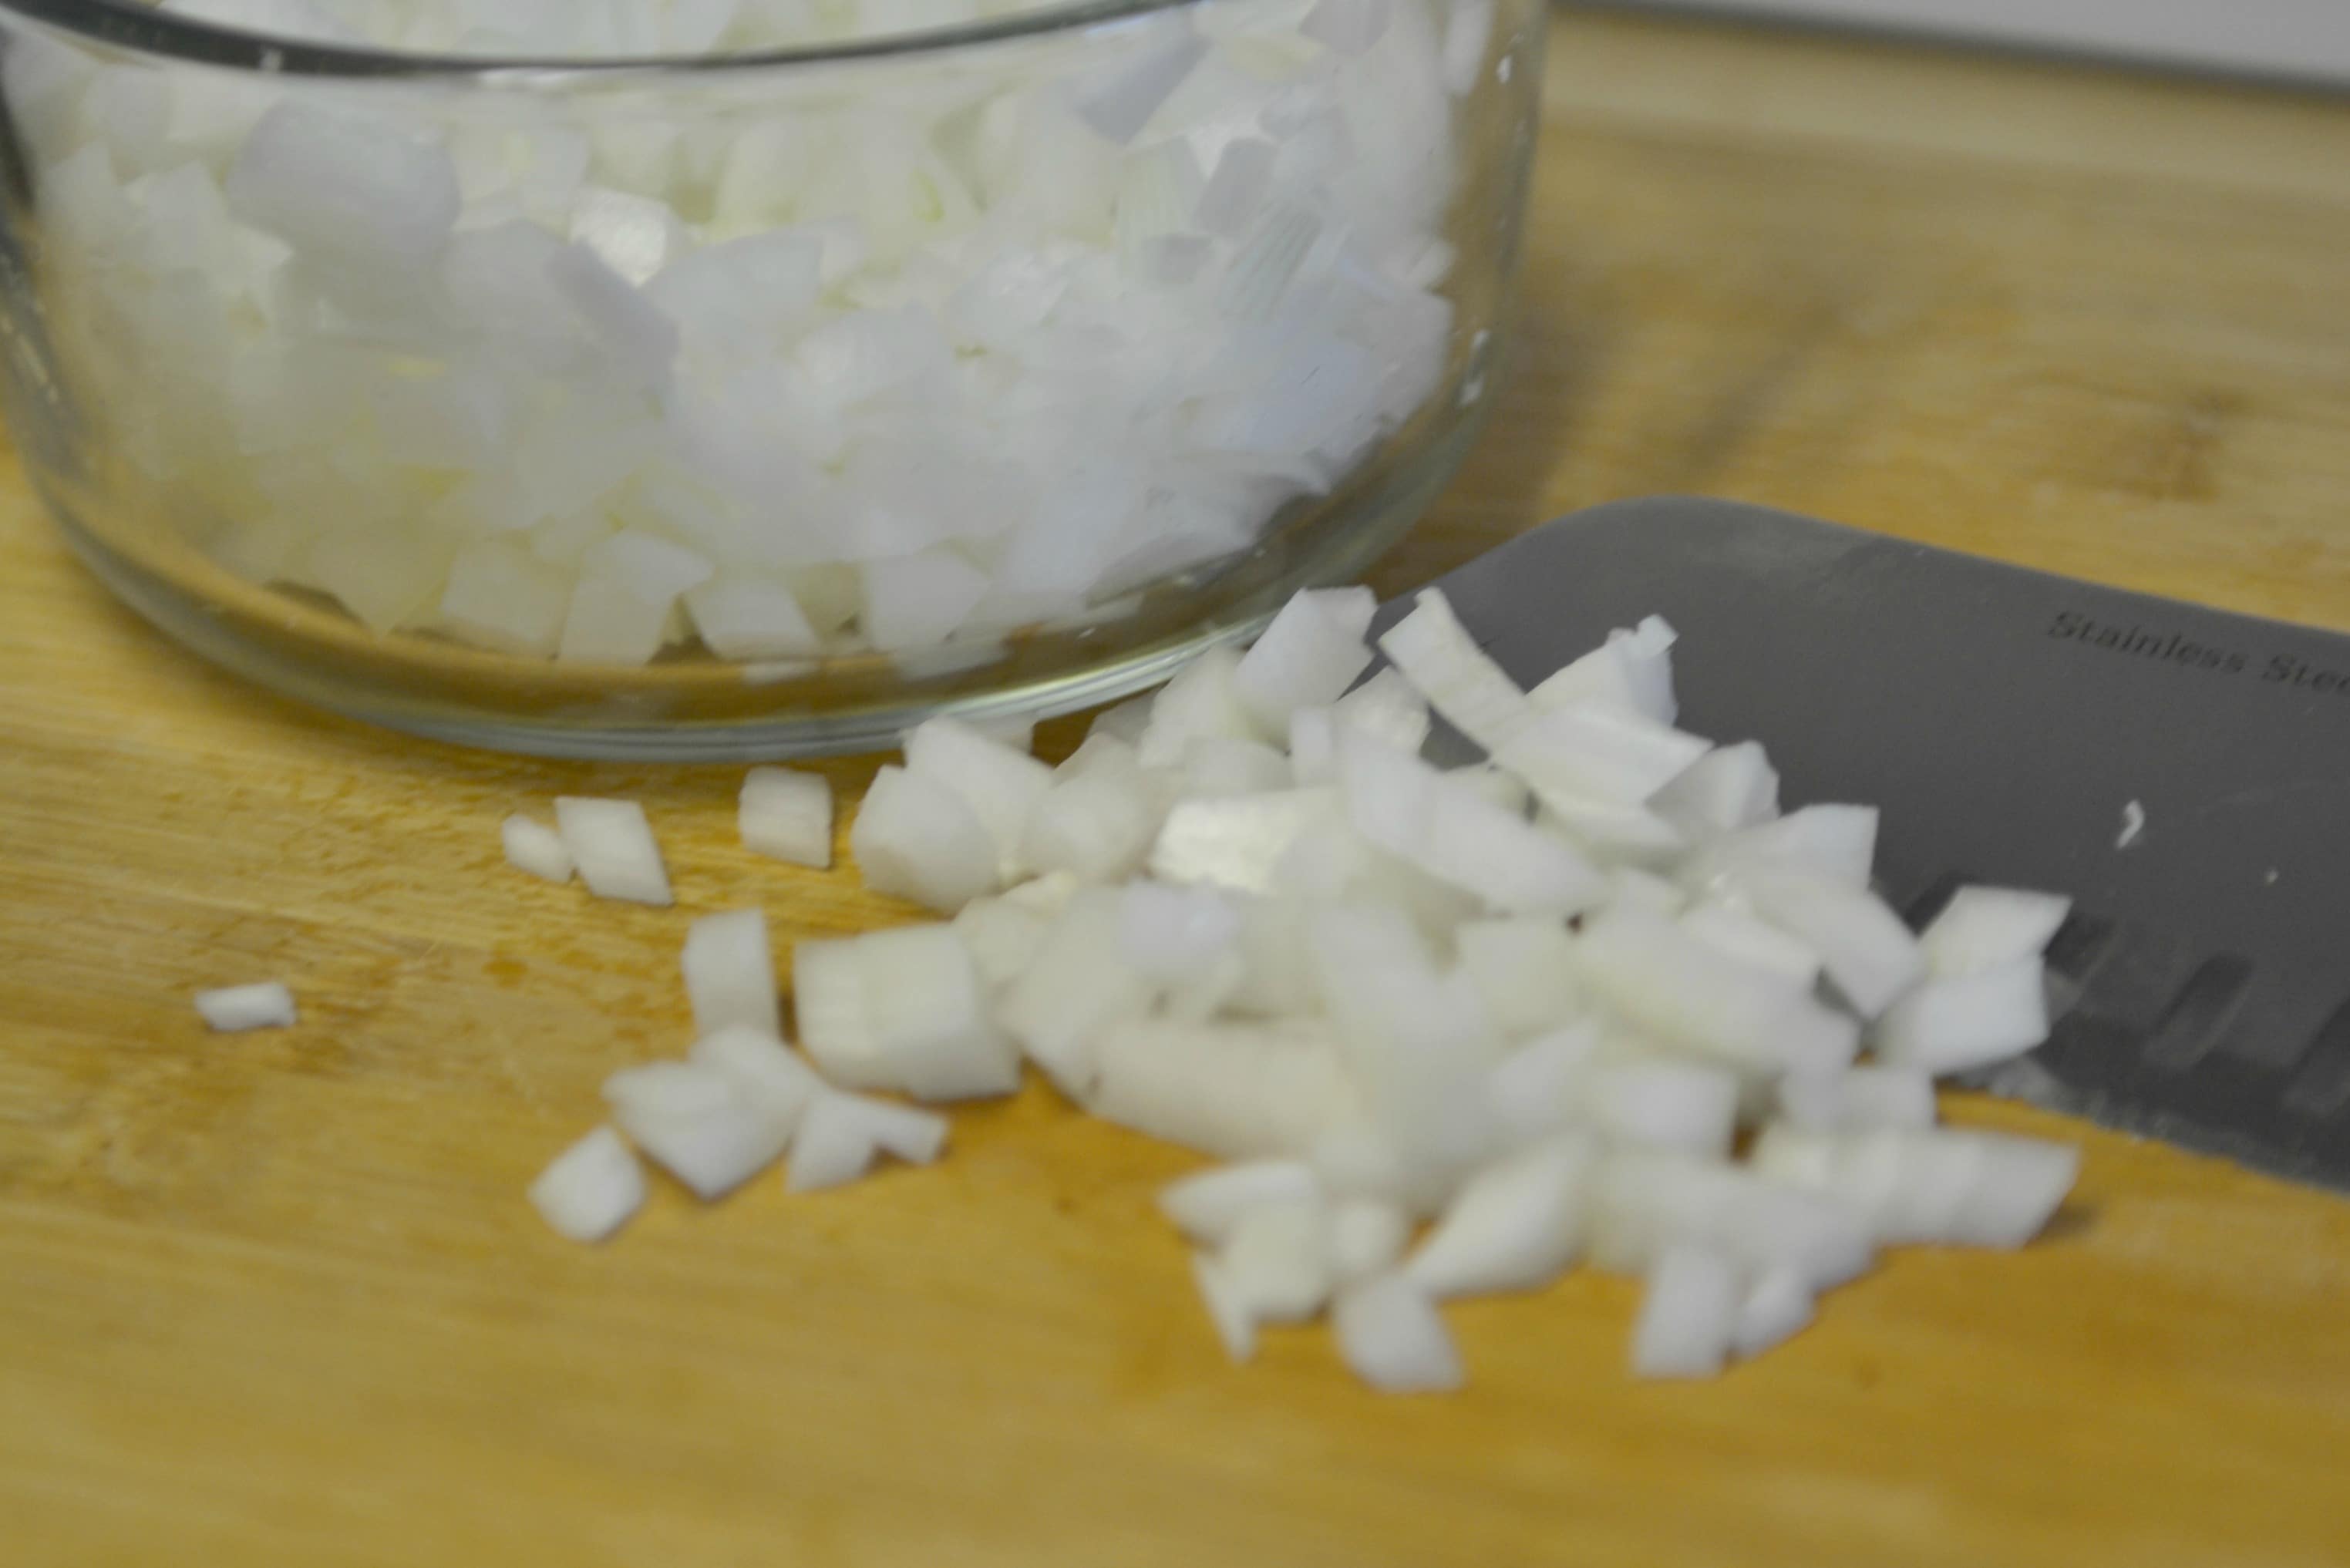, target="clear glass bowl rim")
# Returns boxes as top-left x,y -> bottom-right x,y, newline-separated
0,0 -> 1204,79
